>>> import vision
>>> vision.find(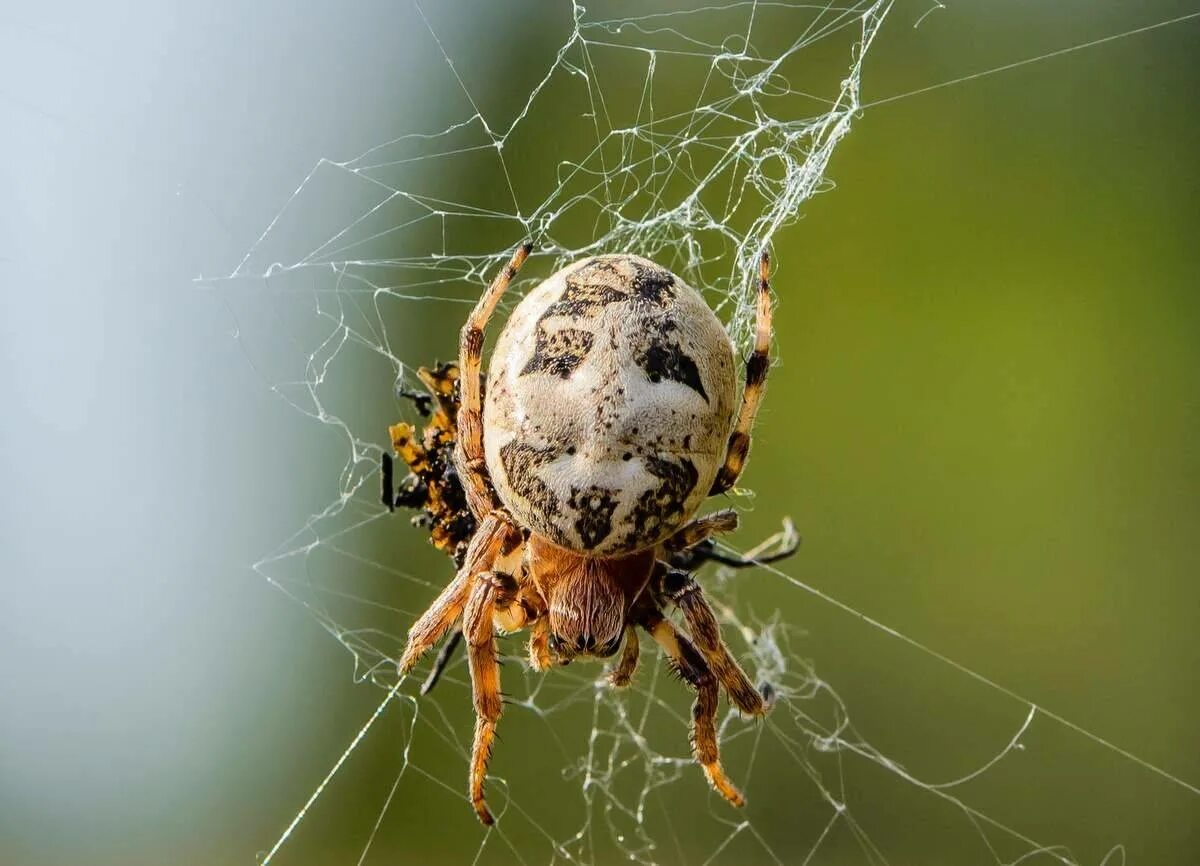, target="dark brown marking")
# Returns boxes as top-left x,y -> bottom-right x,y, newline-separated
499,441 -> 566,542
727,432 -> 751,463
636,341 -> 708,401
521,257 -> 663,382
710,432 -> 750,494
521,327 -> 595,379
547,260 -> 631,318
461,326 -> 484,359
745,352 -> 769,389
567,484 -> 619,549
481,569 -> 520,607
629,259 -> 676,305
623,455 -> 698,548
